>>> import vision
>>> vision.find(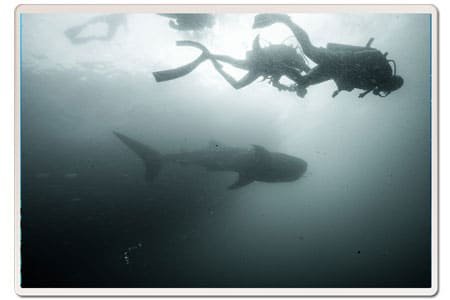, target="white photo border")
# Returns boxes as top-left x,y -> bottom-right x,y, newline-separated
14,4 -> 439,296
